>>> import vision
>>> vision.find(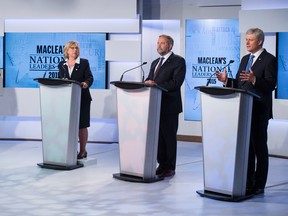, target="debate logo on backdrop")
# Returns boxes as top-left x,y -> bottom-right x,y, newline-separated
29,45 -> 65,79
5,32 -> 106,89
184,19 -> 240,121
192,57 -> 227,81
